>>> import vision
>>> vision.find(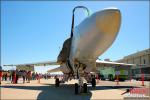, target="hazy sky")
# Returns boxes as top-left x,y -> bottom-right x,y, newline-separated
1,1 -> 149,73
